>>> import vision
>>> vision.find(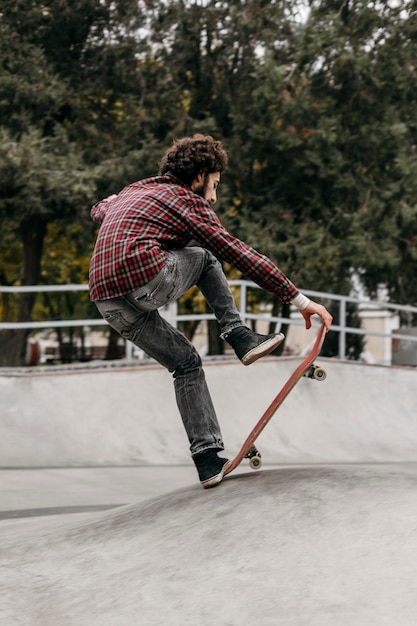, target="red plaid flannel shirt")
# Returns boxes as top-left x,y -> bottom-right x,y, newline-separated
89,174 -> 299,303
